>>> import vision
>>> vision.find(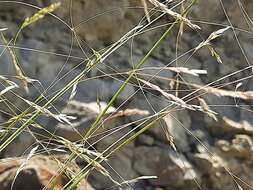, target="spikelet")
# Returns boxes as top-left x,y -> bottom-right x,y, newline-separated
21,2 -> 61,29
